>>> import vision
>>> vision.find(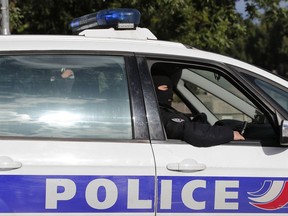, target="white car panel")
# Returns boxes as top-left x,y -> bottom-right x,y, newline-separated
0,140 -> 155,214
152,141 -> 288,215
0,14 -> 287,215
